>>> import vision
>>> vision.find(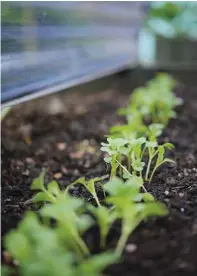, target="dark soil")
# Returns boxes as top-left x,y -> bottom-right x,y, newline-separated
1,74 -> 197,276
